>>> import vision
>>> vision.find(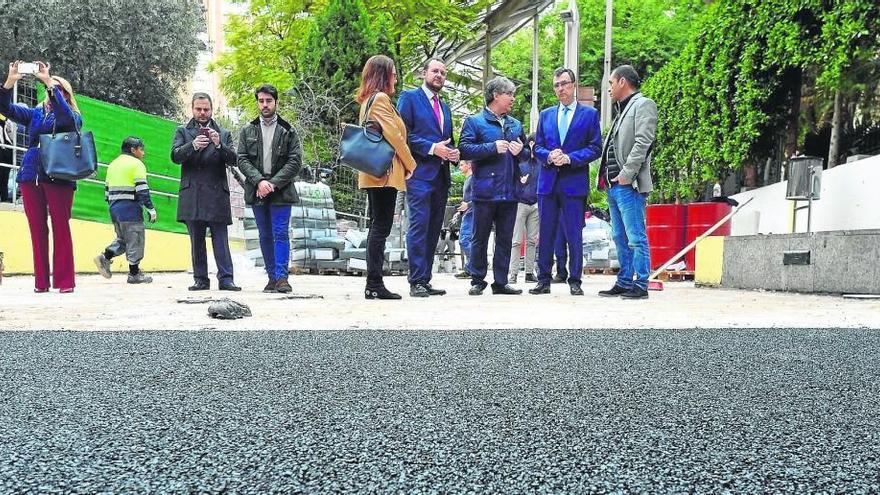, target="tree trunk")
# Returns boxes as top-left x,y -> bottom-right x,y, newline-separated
828,89 -> 843,168
742,161 -> 758,188
784,70 -> 803,159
